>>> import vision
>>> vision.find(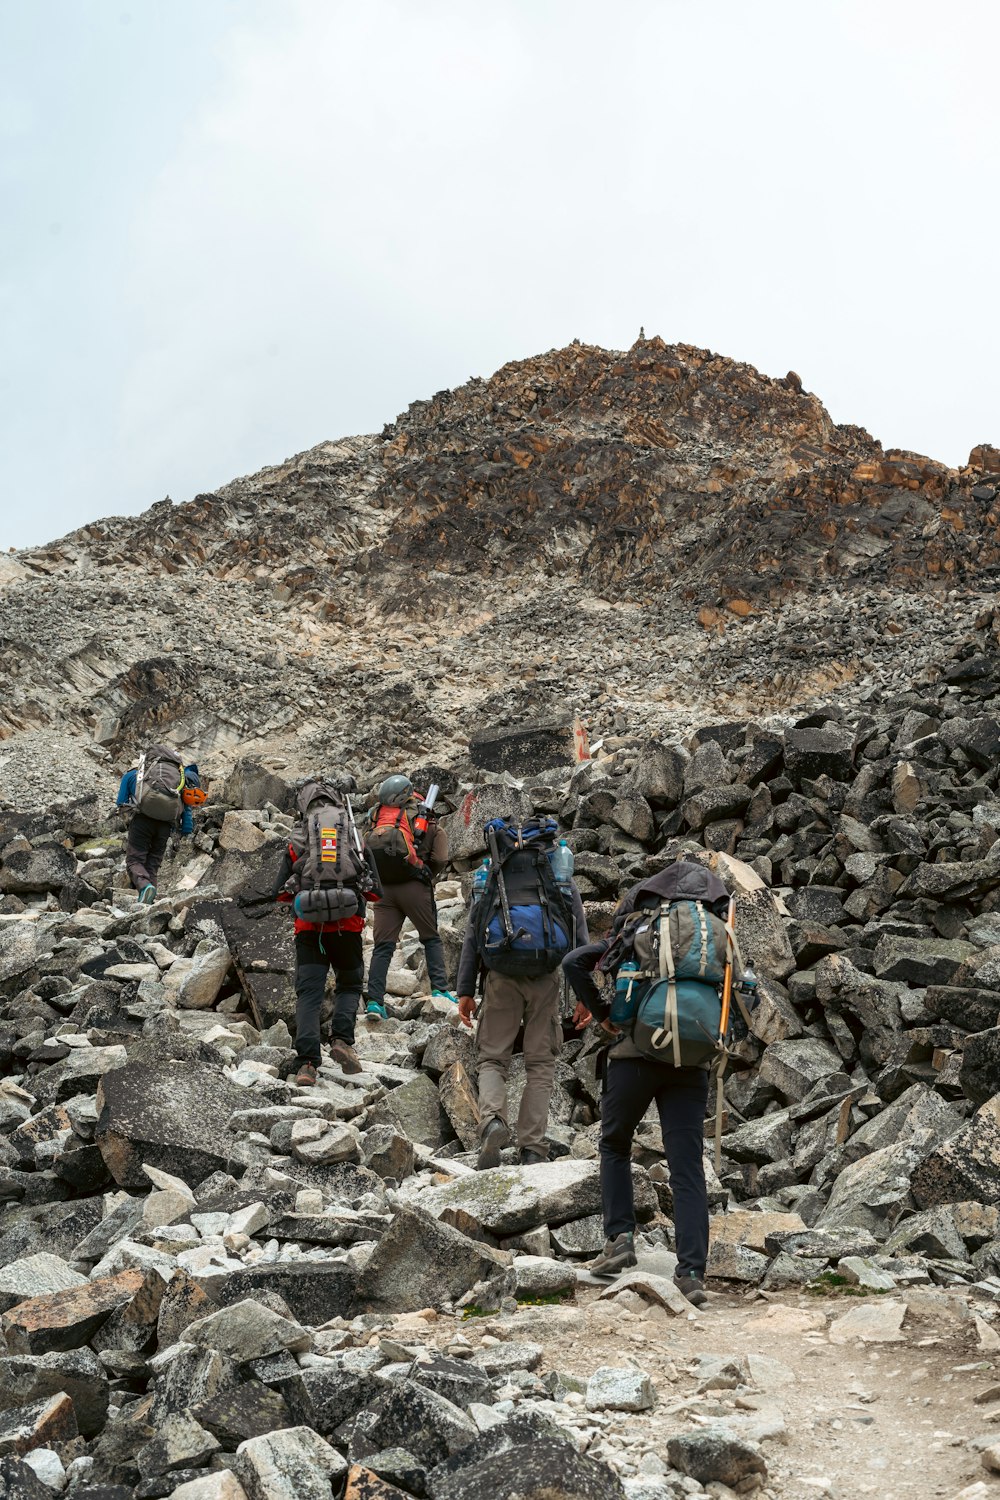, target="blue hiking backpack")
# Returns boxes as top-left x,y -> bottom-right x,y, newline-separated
471,818 -> 574,979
